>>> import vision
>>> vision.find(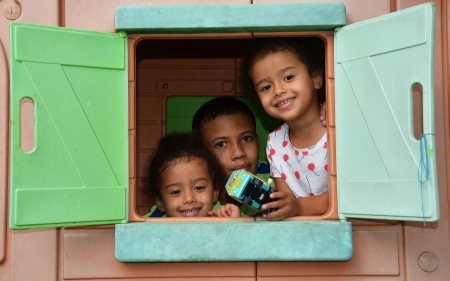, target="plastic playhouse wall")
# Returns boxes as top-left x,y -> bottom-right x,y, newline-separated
0,0 -> 450,280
